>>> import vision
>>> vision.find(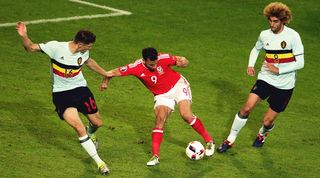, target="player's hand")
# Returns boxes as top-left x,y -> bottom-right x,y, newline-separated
99,77 -> 110,91
247,67 -> 255,76
263,62 -> 279,74
100,82 -> 108,91
16,22 -> 27,37
176,56 -> 188,67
